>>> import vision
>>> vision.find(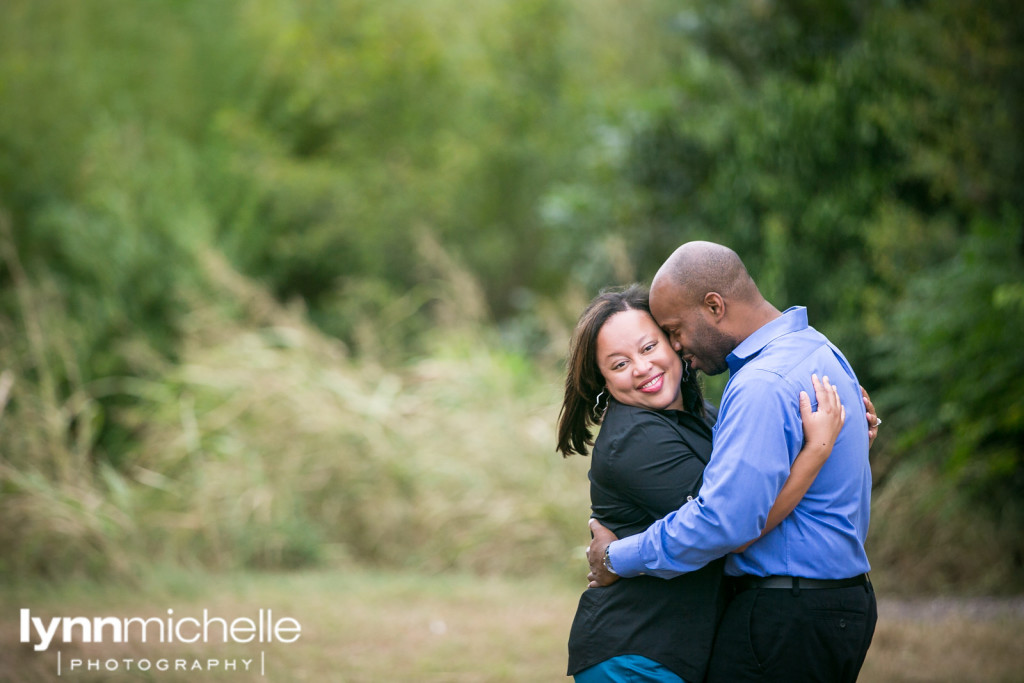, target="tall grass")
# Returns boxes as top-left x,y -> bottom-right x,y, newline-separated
0,212 -> 139,580
0,222 -> 590,581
